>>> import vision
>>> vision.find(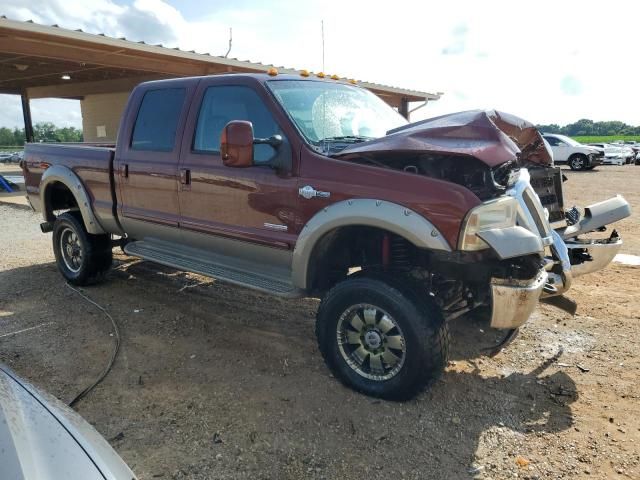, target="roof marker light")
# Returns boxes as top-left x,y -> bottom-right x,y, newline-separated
348,79 -> 357,85
300,70 -> 310,77
267,67 -> 278,76
330,74 -> 339,80
316,72 -> 325,78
